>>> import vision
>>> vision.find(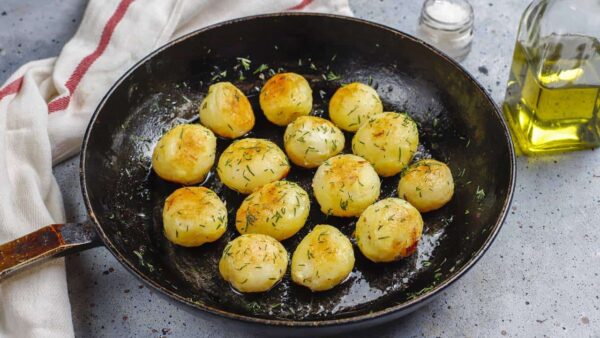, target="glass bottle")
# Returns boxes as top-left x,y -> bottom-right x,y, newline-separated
503,0 -> 600,155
